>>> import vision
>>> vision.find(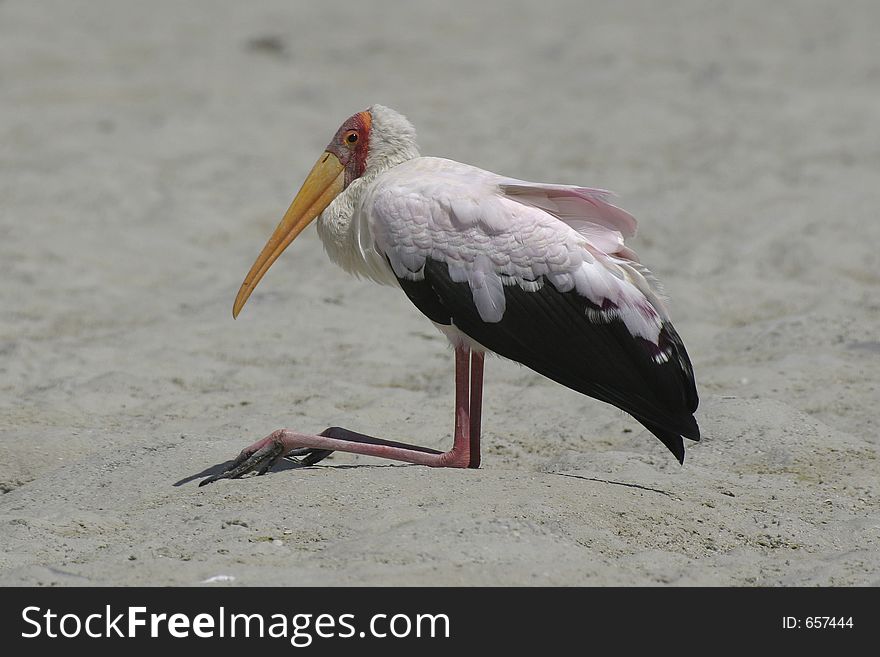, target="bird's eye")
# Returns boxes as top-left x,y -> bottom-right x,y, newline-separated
345,131 -> 359,145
